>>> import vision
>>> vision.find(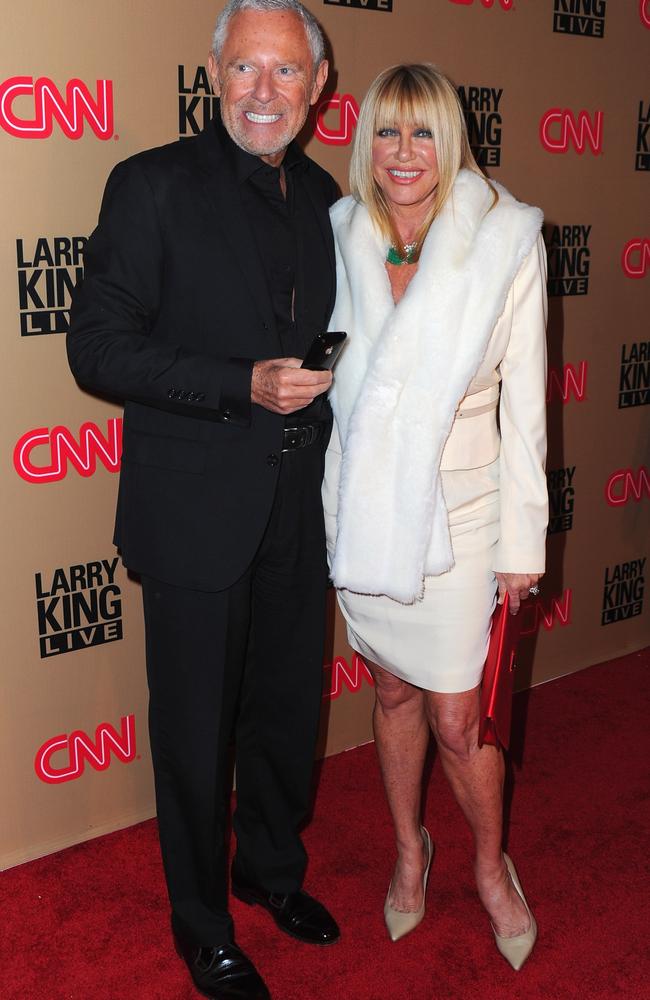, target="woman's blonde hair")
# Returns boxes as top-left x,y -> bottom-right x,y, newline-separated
350,63 -> 497,259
